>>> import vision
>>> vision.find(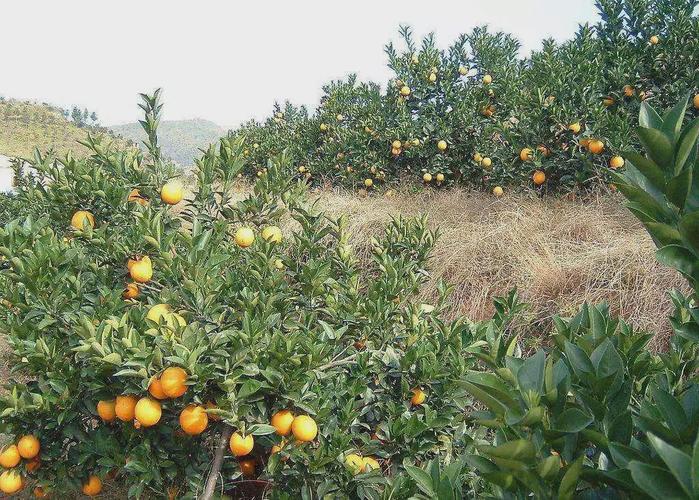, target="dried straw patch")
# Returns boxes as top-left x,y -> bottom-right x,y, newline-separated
313,187 -> 684,348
